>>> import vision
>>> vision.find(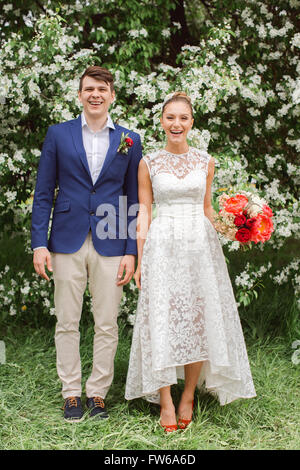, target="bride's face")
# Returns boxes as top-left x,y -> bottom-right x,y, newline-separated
160,101 -> 193,145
